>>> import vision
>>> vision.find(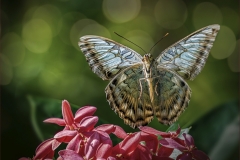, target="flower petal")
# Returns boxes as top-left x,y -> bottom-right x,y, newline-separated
96,142 -> 112,158
85,130 -> 112,159
62,100 -> 74,126
66,134 -> 81,153
128,145 -> 151,160
183,133 -> 195,148
78,116 -> 98,131
140,132 -> 159,153
43,118 -> 66,126
74,106 -> 97,123
95,124 -> 127,139
59,149 -> 84,160
192,149 -> 210,160
169,126 -> 181,138
112,125 -> 128,139
94,124 -> 115,133
120,132 -> 141,153
111,144 -> 121,156
85,132 -> 101,160
159,138 -> 186,151
139,126 -> 170,137
176,152 -> 192,160
157,146 -> 174,157
153,156 -> 174,160
56,157 -> 63,160
34,138 -> 55,160
54,130 -> 77,143
52,139 -> 61,150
